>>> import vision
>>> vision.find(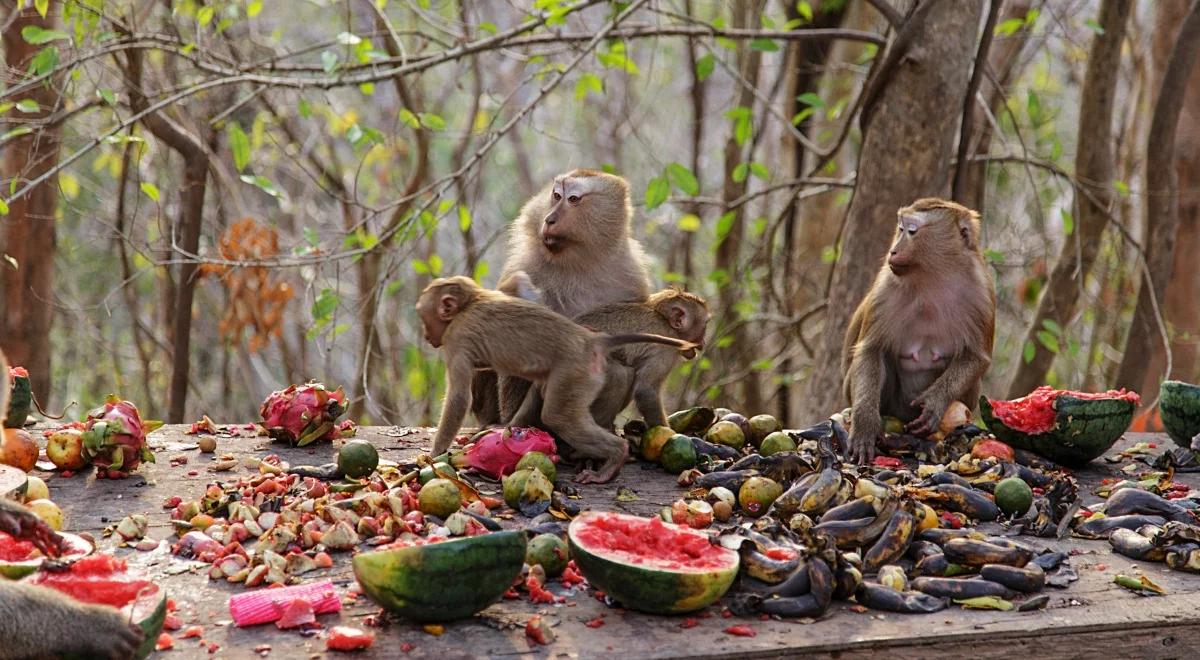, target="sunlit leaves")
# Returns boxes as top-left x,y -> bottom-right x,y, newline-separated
0,199 -> 8,216
34,0 -> 48,18
197,6 -> 215,27
597,41 -> 639,75
725,106 -> 752,145
995,18 -> 1024,36
28,46 -> 58,76
795,1 -> 814,22
1083,18 -> 1104,35
457,205 -> 472,232
715,211 -> 736,245
98,89 -> 117,106
1060,208 -> 1074,236
792,92 -> 824,125
227,122 -> 250,172
575,72 -> 603,100
644,176 -> 670,210
398,108 -> 420,129
139,182 -> 160,202
247,1 -> 263,18
1022,340 -> 1036,364
240,174 -> 282,198
1113,180 -> 1130,197
21,26 -> 69,44
677,214 -> 701,232
695,53 -> 715,81
984,249 -> 1005,264
412,255 -> 443,276
478,21 -> 498,35
665,162 -> 700,195
750,38 -> 779,52
16,99 -> 38,113
418,112 -> 445,130
732,161 -> 768,183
